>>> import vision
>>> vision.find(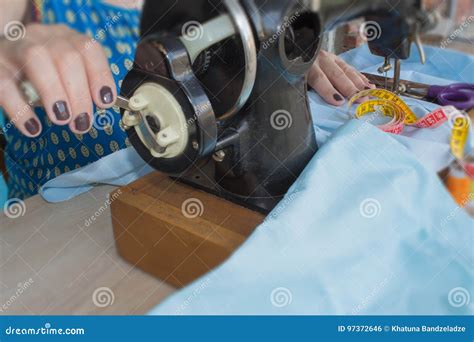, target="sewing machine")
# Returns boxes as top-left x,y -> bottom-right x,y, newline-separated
115,0 -> 433,213
112,0 -> 434,286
